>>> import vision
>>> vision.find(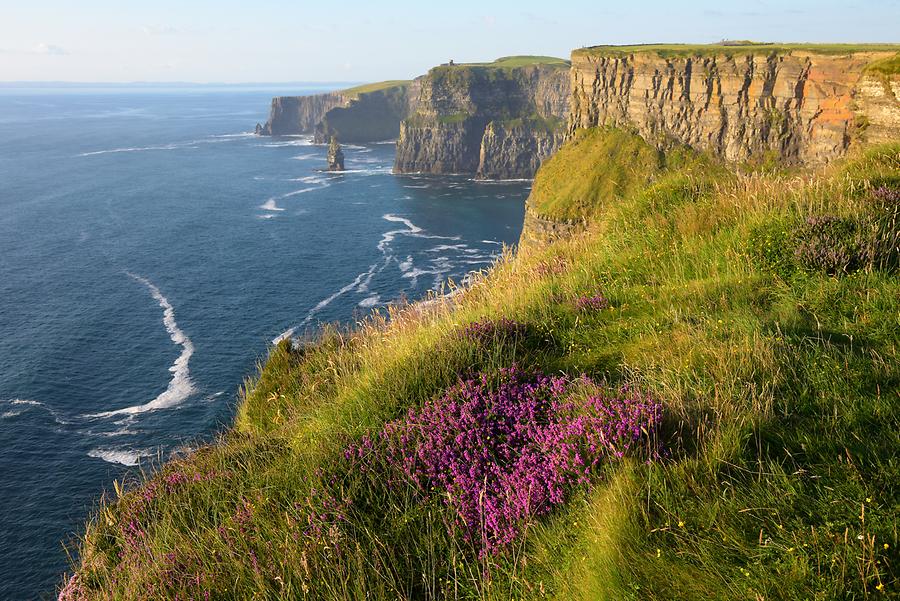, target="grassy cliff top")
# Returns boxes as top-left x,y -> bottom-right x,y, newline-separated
62,126 -> 900,598
340,79 -> 411,98
527,127 -> 726,222
574,42 -> 900,59
432,55 -> 570,71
